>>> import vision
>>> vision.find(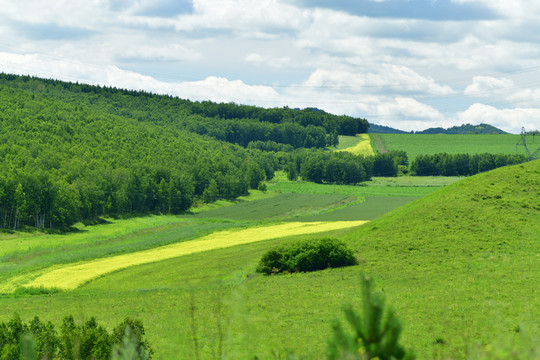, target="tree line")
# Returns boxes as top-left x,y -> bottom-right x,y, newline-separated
280,150 -> 406,184
410,153 -> 527,176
